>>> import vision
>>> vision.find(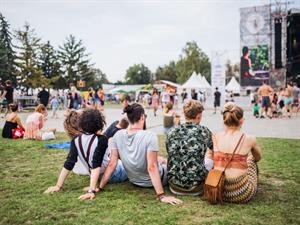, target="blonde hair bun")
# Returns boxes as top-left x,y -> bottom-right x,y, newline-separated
223,103 -> 243,127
